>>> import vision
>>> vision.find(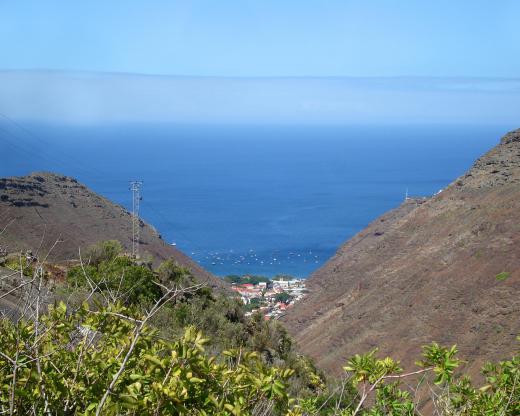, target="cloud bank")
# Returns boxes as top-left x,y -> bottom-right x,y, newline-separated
0,71 -> 519,125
